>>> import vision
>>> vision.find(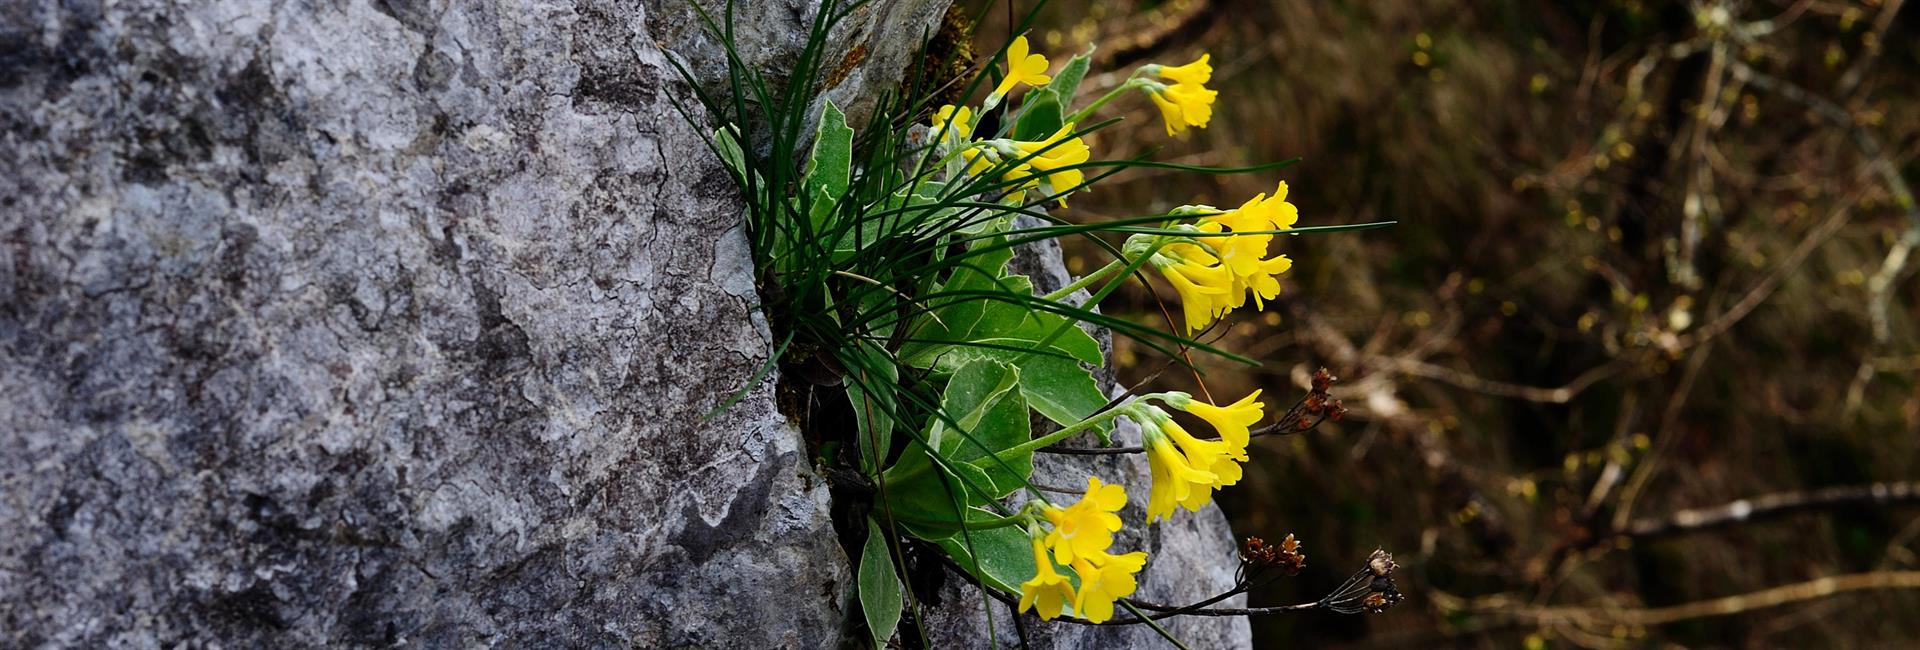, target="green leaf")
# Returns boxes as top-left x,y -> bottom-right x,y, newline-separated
878,358 -> 1032,529
712,126 -> 750,181
860,519 -> 904,644
878,444 -> 972,531
845,342 -> 899,473
967,300 -> 1103,365
930,359 -> 1032,497
1011,90 -> 1063,141
925,357 -> 1020,451
937,526 -> 1036,594
897,232 -> 1103,370
1009,353 -> 1112,439
806,100 -> 853,201
831,182 -> 956,262
803,101 -> 854,235
933,348 -> 1113,441
1045,48 -> 1093,107
896,245 -> 1014,367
